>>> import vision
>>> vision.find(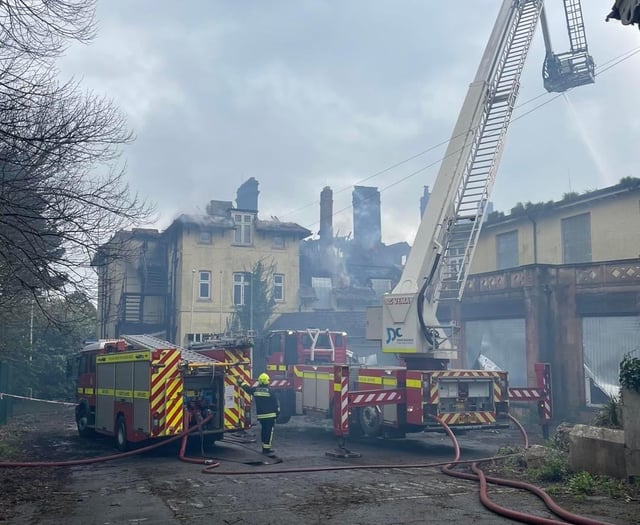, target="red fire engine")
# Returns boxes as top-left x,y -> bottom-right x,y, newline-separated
73,334 -> 251,450
260,329 -> 551,438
